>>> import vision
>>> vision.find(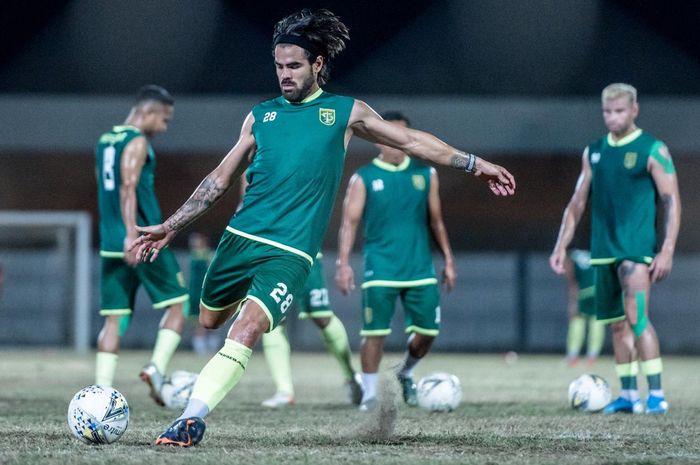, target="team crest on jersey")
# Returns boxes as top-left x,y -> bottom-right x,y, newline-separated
590,152 -> 601,164
319,108 -> 336,126
411,175 -> 426,191
371,179 -> 384,192
624,152 -> 637,169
